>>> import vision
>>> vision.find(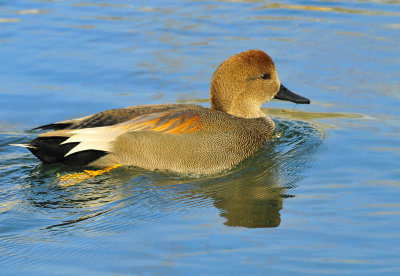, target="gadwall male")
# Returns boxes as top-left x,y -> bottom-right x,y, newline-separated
18,50 -> 310,174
